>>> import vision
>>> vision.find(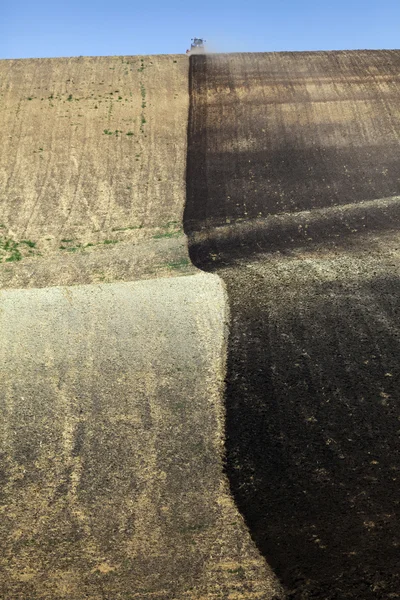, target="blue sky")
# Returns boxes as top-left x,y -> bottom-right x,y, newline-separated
1,0 -> 399,59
